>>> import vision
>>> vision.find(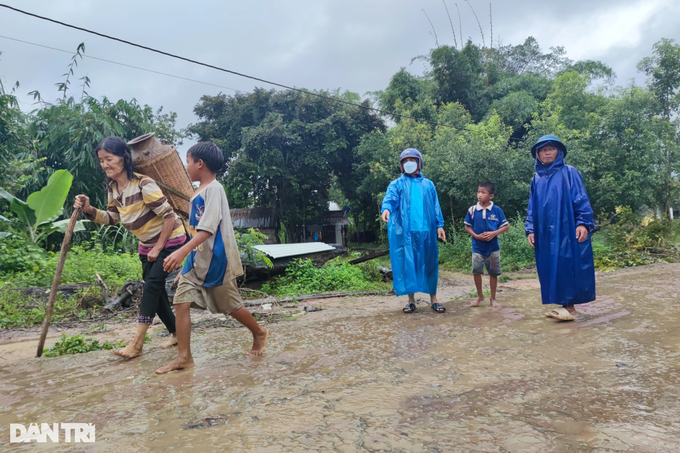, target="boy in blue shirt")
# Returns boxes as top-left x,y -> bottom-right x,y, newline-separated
157,142 -> 268,374
464,182 -> 509,308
